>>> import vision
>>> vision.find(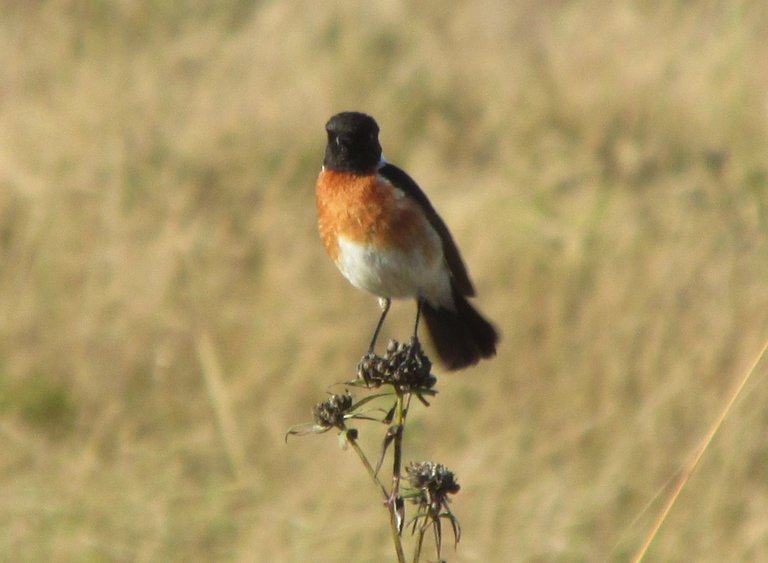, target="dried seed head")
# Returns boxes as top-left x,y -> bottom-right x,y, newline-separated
357,338 -> 436,393
406,461 -> 461,502
312,391 -> 354,430
406,461 -> 462,556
